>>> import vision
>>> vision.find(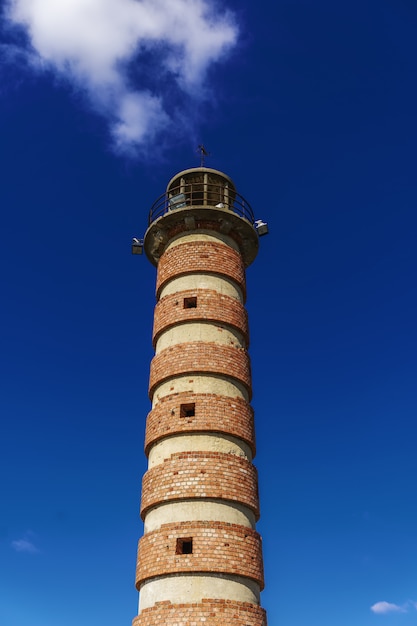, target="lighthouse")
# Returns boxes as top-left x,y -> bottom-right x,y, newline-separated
132,165 -> 268,625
